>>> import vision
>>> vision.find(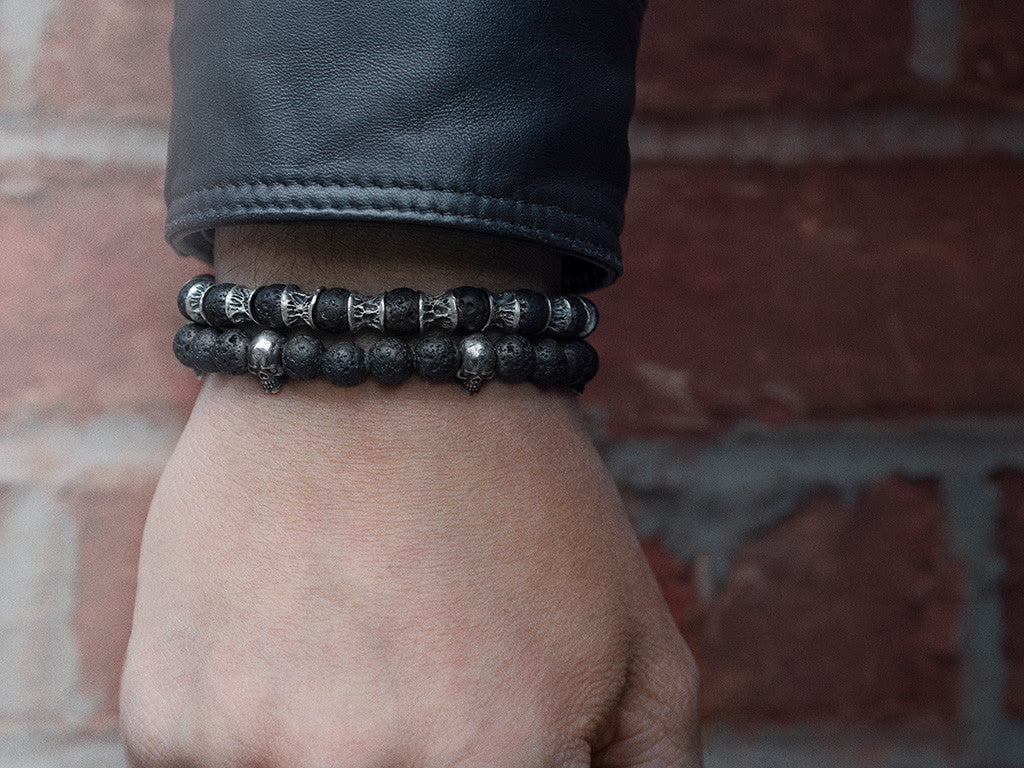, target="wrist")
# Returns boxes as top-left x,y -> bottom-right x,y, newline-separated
213,224 -> 563,294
